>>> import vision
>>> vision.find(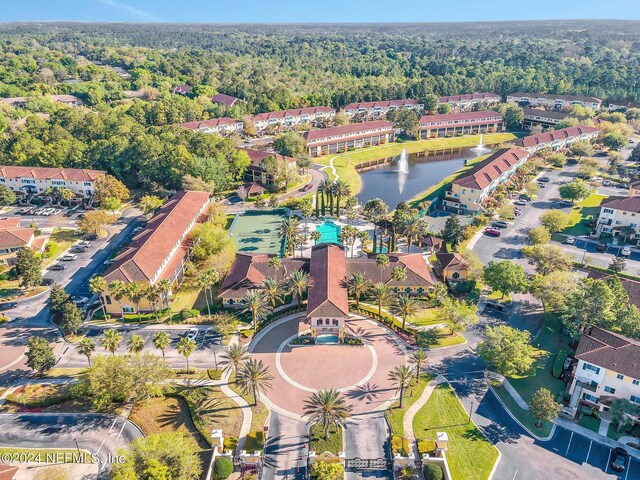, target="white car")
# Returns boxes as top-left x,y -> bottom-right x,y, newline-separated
565,236 -> 576,245
621,247 -> 631,257
61,253 -> 77,261
186,328 -> 198,341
